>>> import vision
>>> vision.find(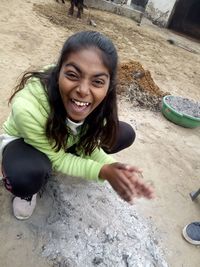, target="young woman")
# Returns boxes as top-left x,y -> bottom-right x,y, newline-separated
0,31 -> 154,220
